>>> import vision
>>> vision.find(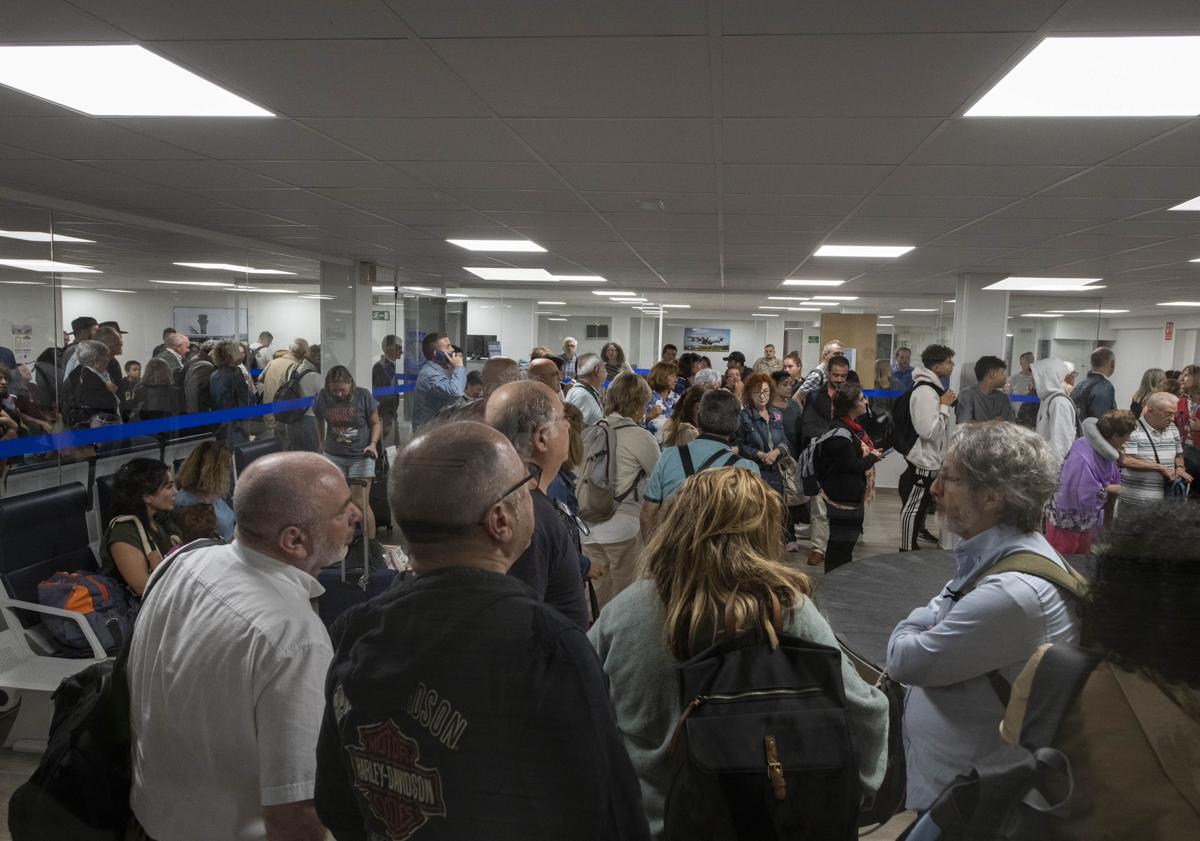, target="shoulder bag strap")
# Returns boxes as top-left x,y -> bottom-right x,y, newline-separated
1018,643 -> 1103,749
697,447 -> 733,471
108,514 -> 156,557
679,443 -> 697,476
1137,418 -> 1162,463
